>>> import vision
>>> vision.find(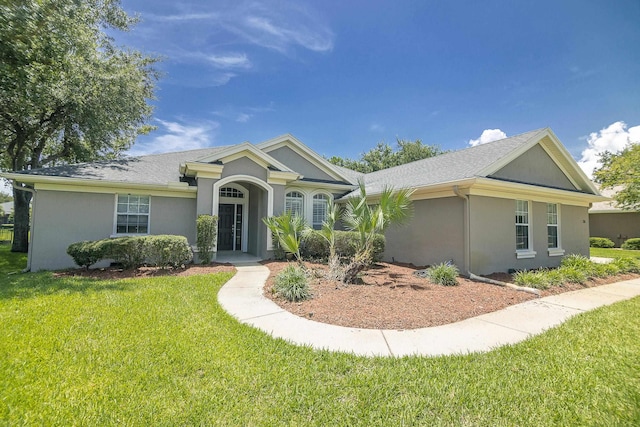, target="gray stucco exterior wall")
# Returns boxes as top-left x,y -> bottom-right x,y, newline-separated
196,178 -> 215,215
469,195 -> 590,275
490,144 -> 576,191
590,212 -> 640,247
383,197 -> 465,267
222,157 -> 268,181
31,190 -> 115,271
267,146 -> 336,181
30,190 -> 197,271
